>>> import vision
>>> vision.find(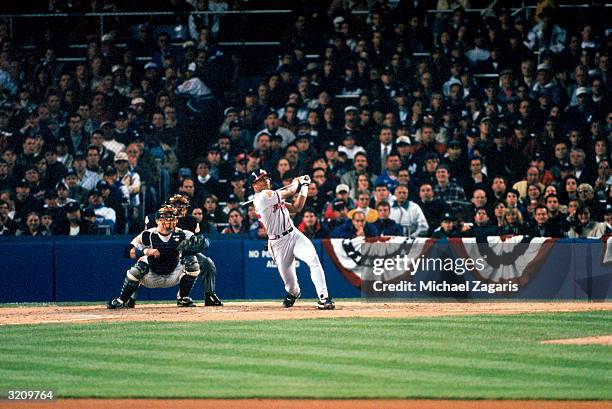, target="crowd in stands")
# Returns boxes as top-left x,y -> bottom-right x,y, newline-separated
0,0 -> 610,240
